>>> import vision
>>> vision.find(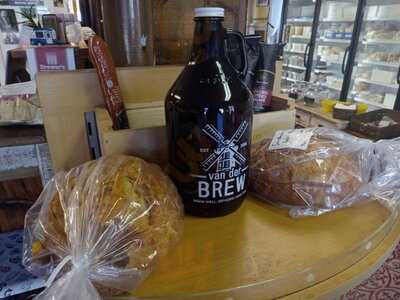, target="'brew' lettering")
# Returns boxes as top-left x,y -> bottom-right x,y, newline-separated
198,174 -> 247,199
